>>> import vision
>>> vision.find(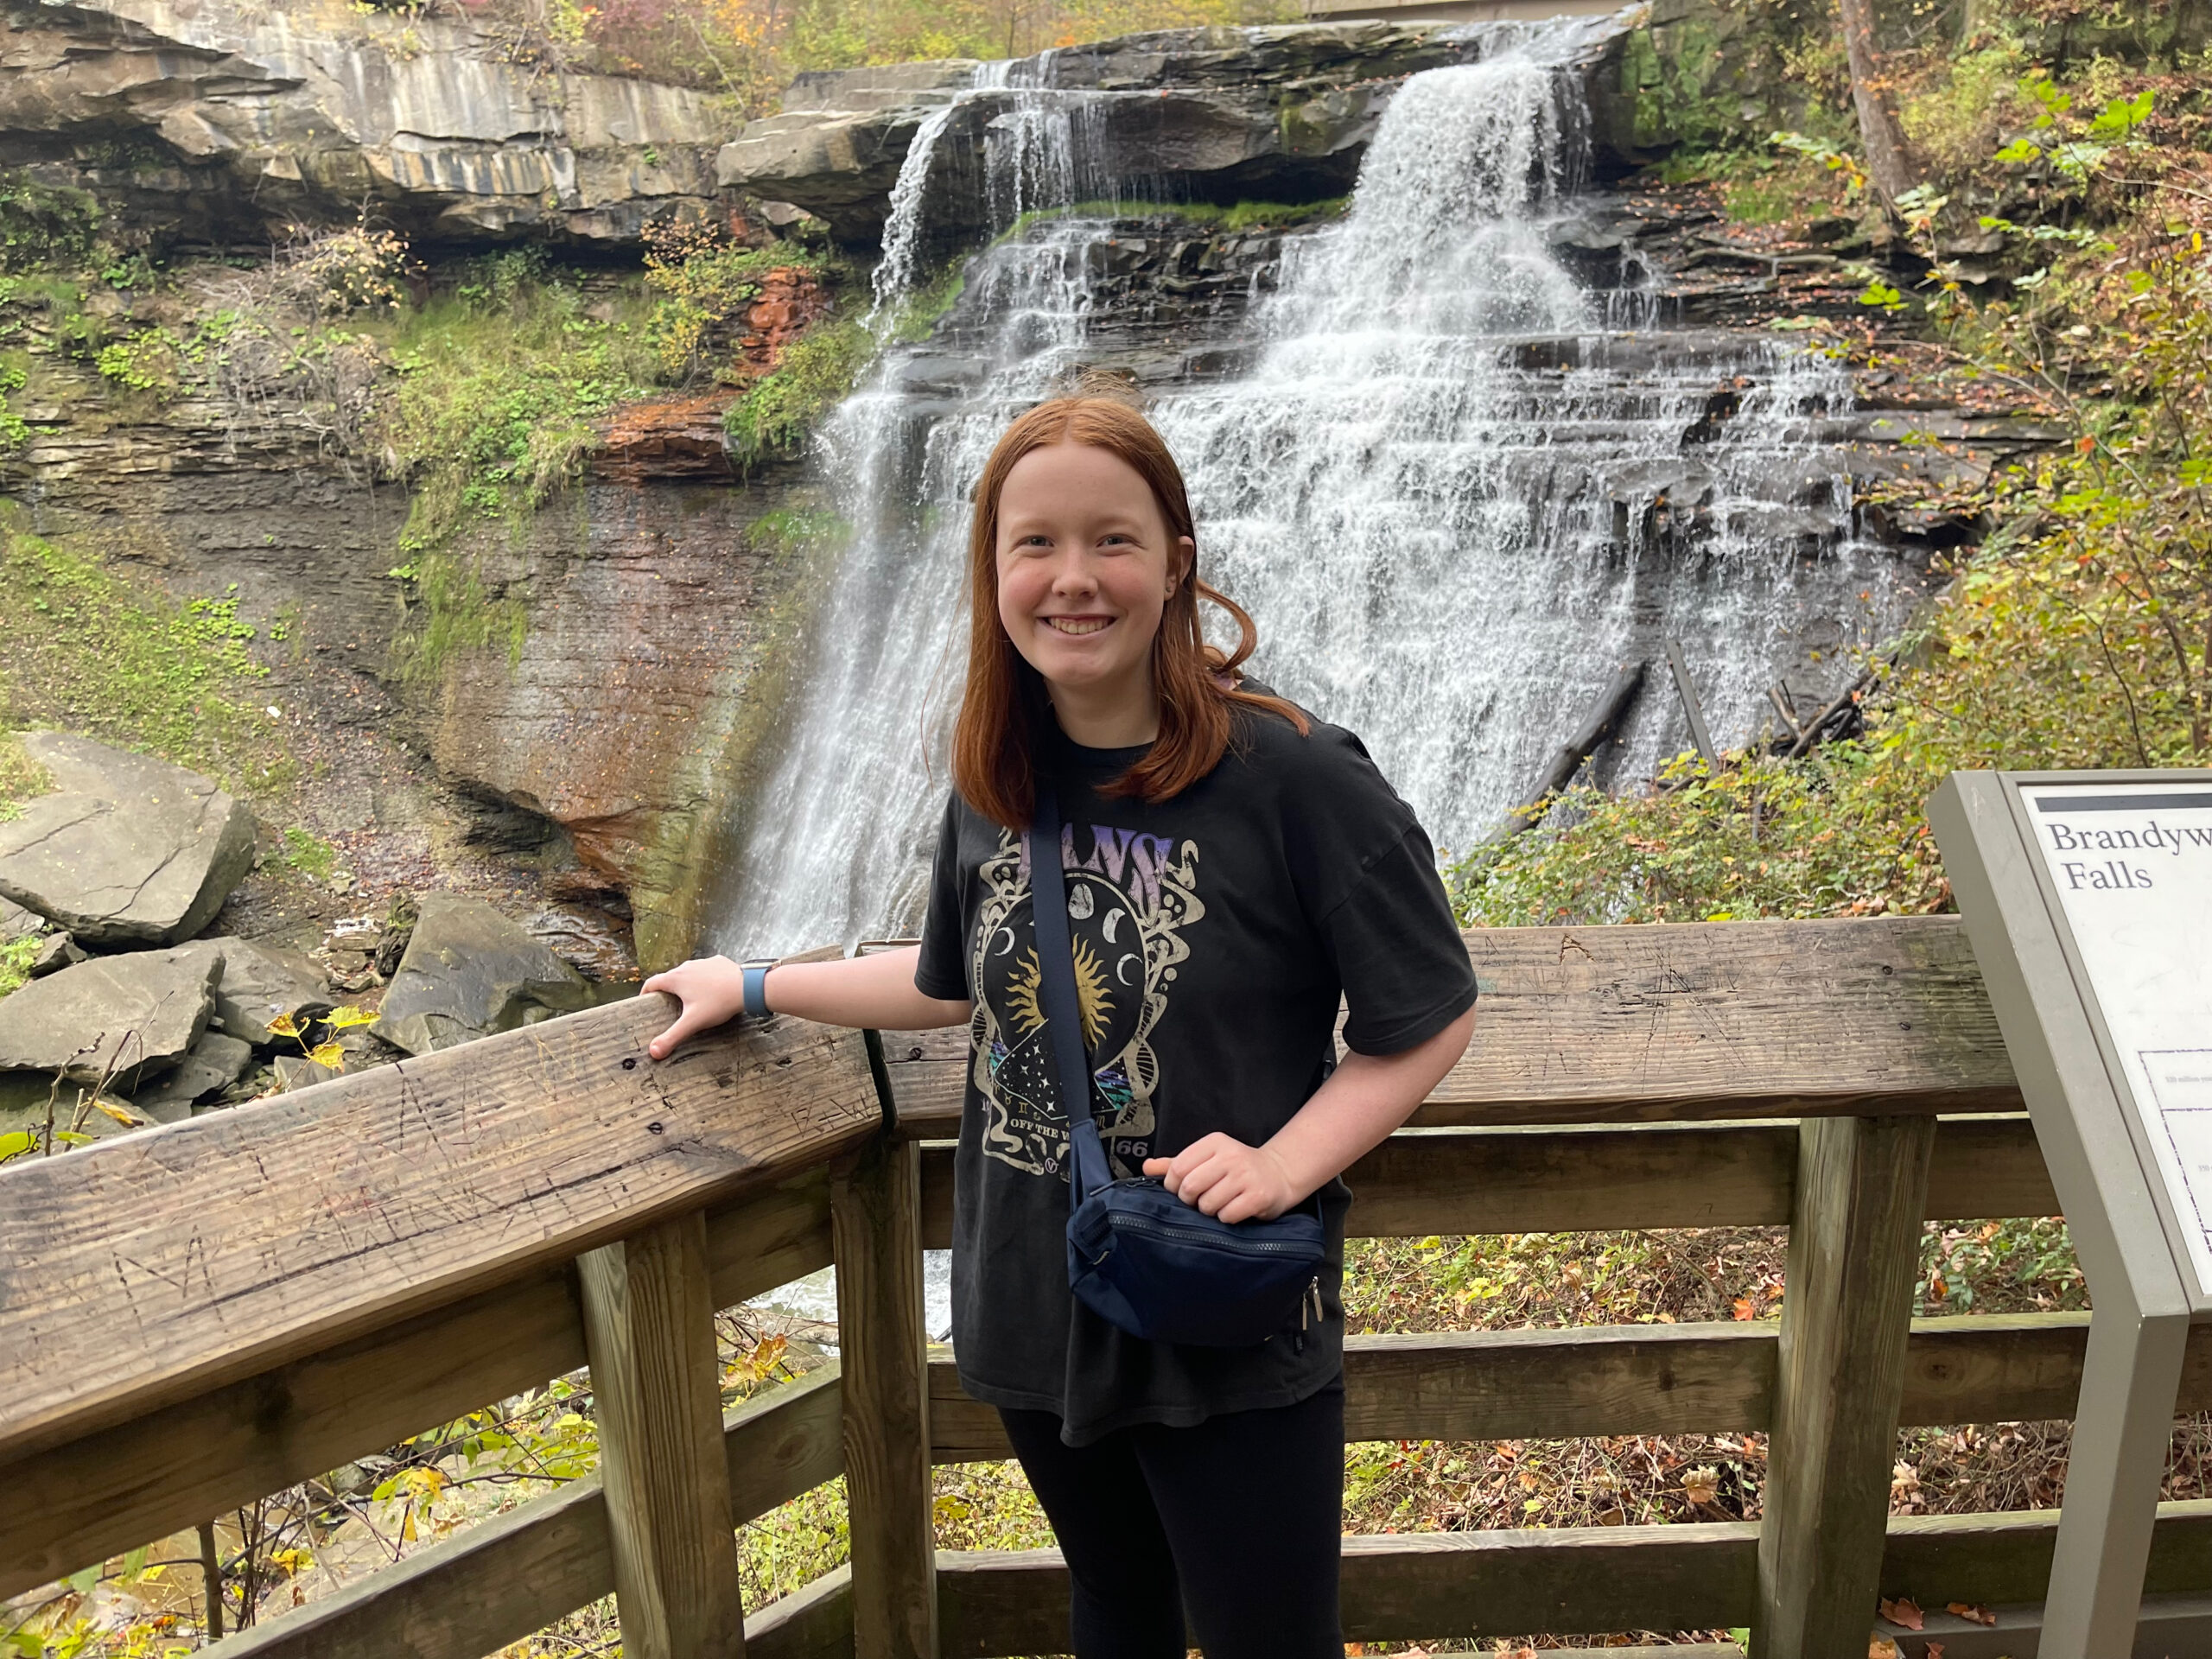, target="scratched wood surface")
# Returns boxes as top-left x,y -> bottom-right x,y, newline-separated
884,917 -> 2020,1135
0,998 -> 880,1466
0,1177 -> 833,1603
